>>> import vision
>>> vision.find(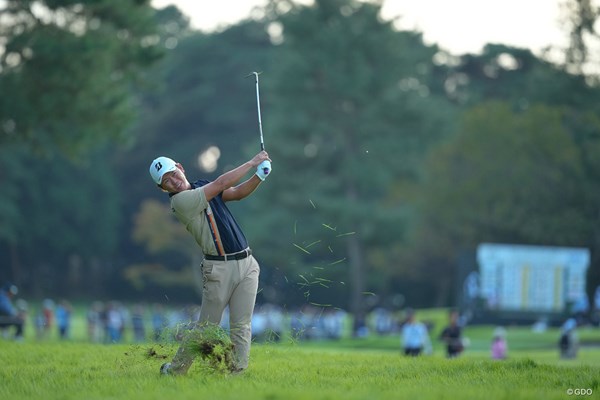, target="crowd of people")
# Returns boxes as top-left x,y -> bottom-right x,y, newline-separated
26,299 -> 198,344
0,281 -> 595,362
0,284 -> 468,360
0,284 -> 193,344
0,285 -> 402,345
